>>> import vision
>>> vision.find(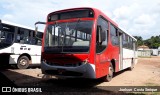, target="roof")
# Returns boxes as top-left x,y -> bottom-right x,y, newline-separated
138,45 -> 149,49
1,19 -> 43,32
